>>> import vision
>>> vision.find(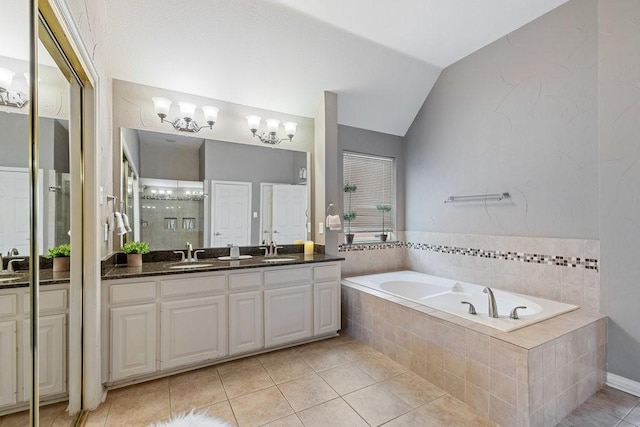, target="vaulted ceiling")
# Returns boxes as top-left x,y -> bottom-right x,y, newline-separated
104,0 -> 568,136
